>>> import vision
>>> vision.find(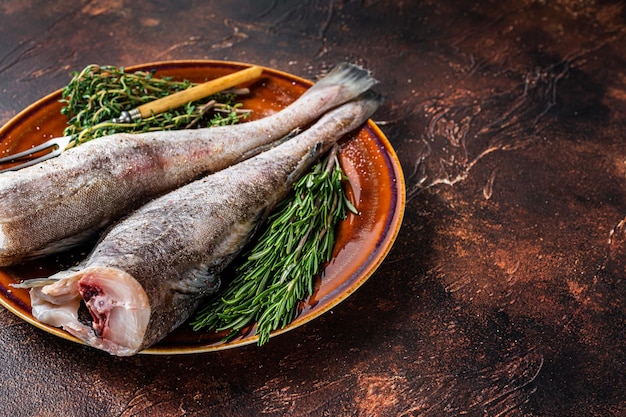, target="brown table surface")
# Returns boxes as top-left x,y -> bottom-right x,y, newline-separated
0,1 -> 624,416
